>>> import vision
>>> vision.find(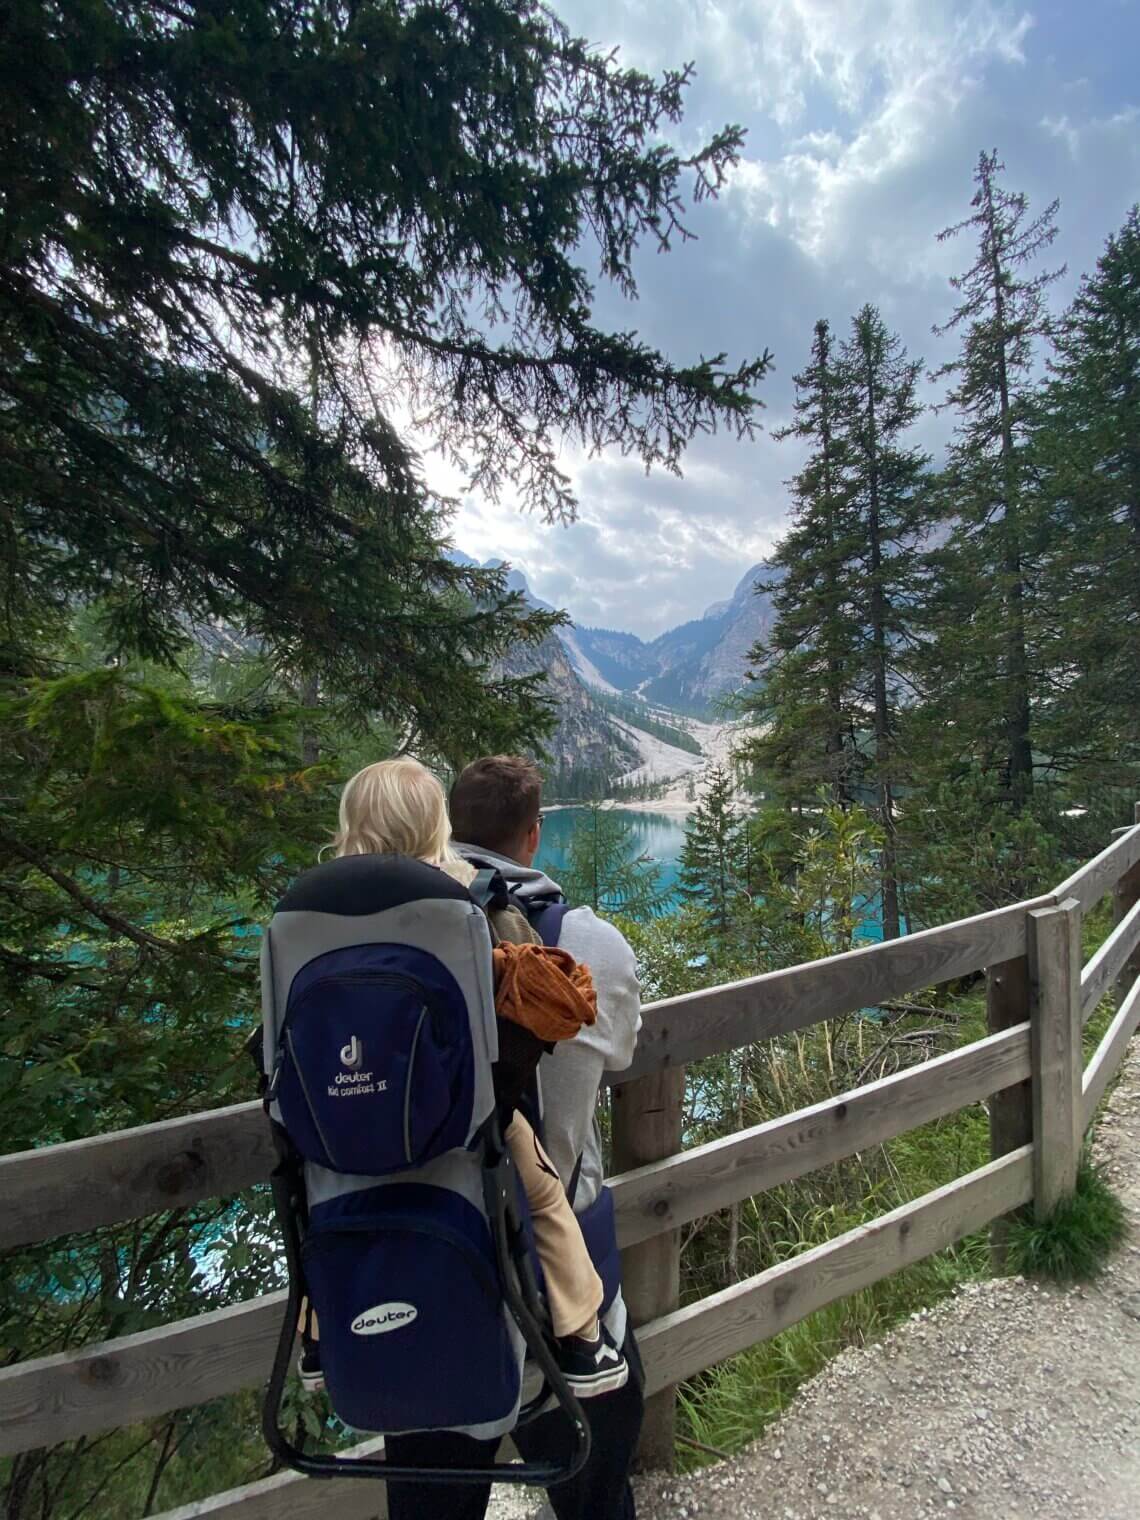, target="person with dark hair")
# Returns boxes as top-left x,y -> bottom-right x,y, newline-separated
385,755 -> 644,1520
